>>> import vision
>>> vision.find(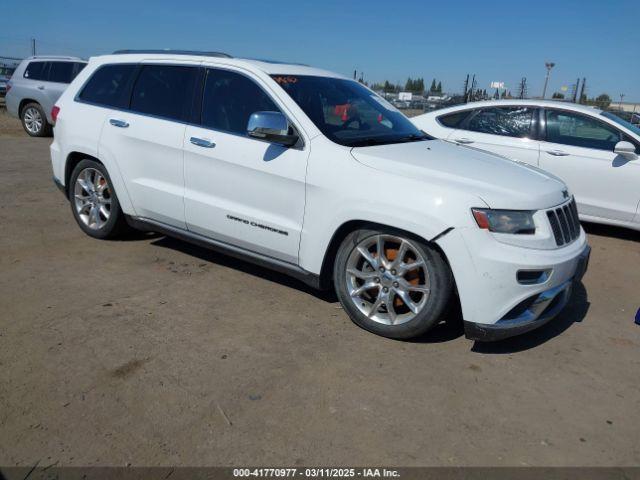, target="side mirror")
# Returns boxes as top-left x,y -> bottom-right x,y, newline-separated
614,141 -> 638,160
247,111 -> 299,147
